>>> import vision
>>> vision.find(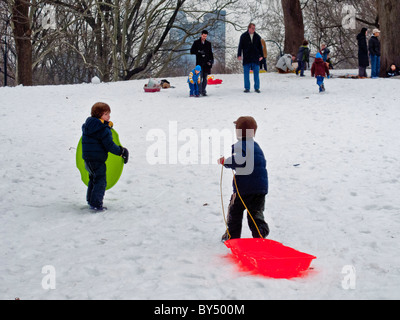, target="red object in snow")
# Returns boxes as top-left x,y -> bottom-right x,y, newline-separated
207,76 -> 223,85
225,238 -> 316,279
144,84 -> 161,92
